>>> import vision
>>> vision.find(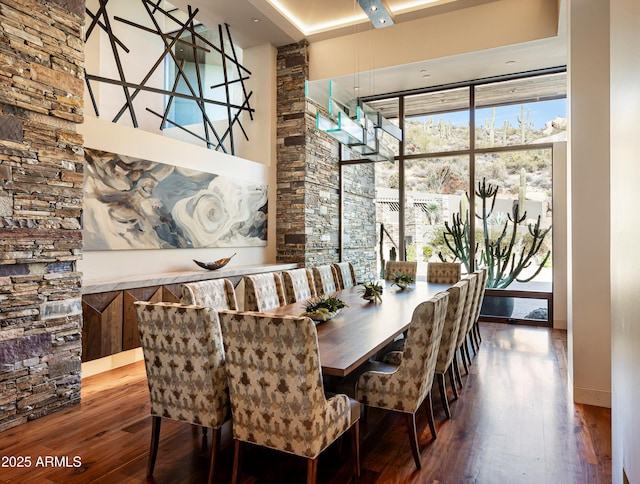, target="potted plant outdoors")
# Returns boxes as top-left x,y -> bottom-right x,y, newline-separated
391,272 -> 415,290
300,295 -> 348,322
359,281 -> 383,303
438,177 -> 551,316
